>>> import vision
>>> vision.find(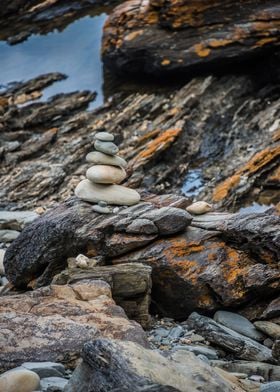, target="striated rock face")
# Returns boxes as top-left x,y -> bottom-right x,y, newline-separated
102,0 -> 280,75
4,194 -> 279,318
0,280 -> 148,372
65,338 -> 244,392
